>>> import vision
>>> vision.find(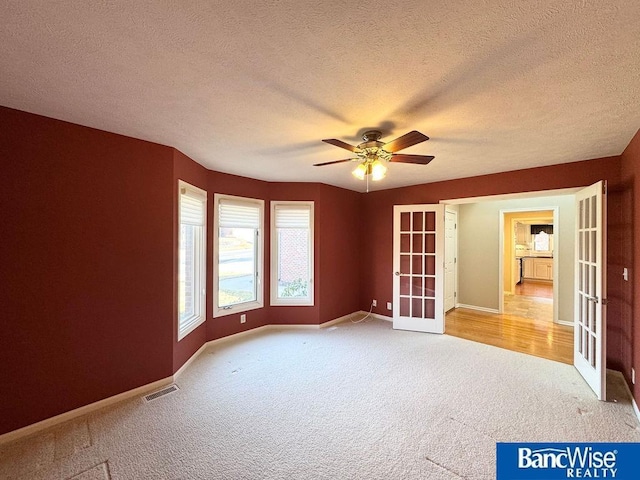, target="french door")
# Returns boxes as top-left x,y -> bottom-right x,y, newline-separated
574,181 -> 607,400
392,204 -> 445,333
